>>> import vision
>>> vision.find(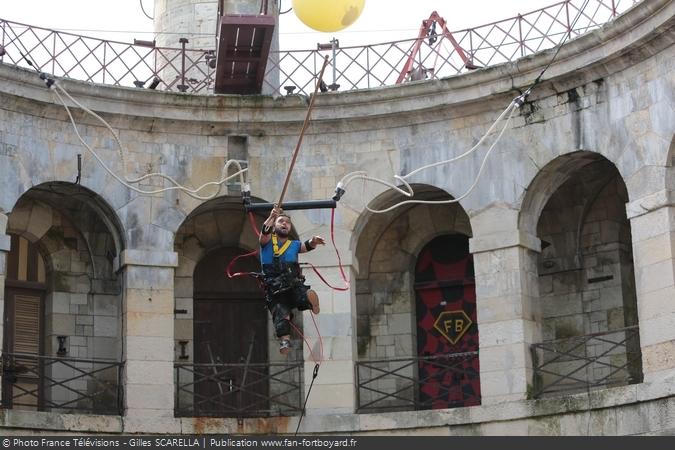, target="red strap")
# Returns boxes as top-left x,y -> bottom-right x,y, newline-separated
302,208 -> 350,291
225,248 -> 259,279
289,311 -> 324,365
225,212 -> 262,279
